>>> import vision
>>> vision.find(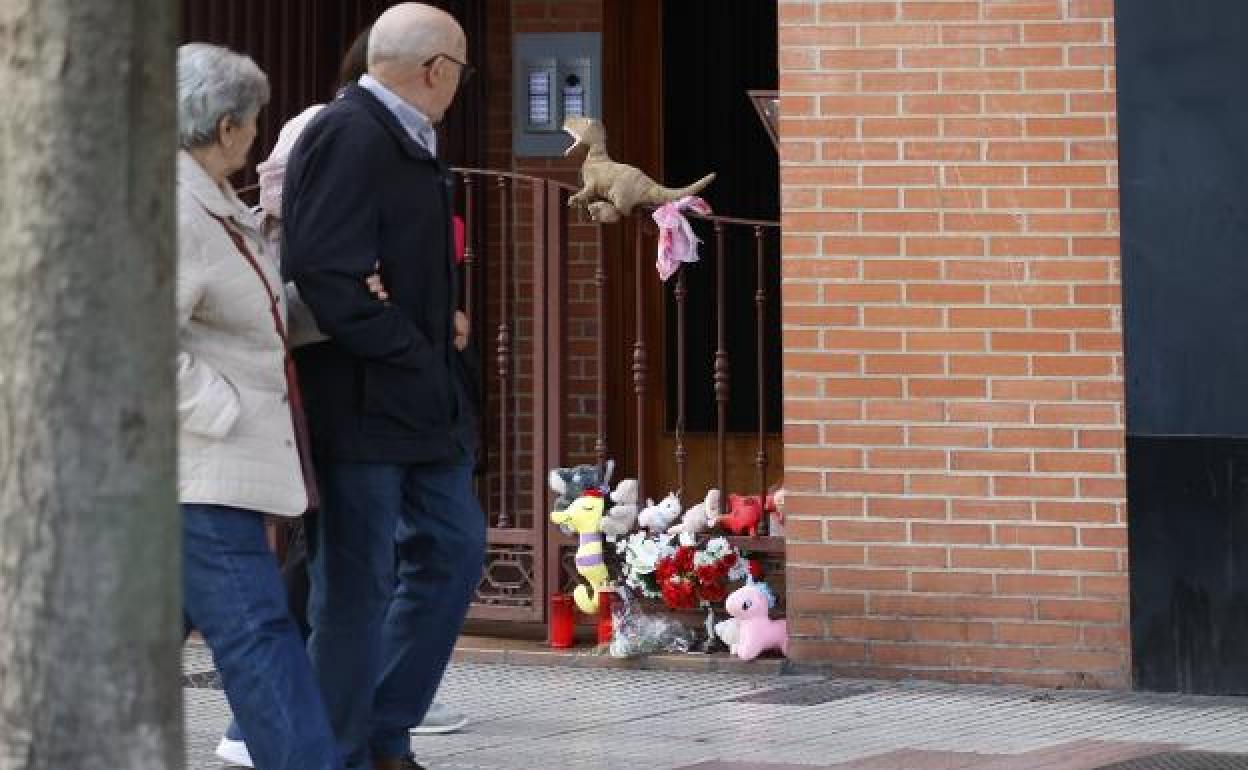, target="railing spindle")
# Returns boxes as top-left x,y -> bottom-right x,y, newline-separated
674,269 -> 688,497
713,222 -> 729,503
633,217 -> 648,498
496,176 -> 511,529
463,173 -> 475,321
595,222 -> 609,468
754,226 -> 769,536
